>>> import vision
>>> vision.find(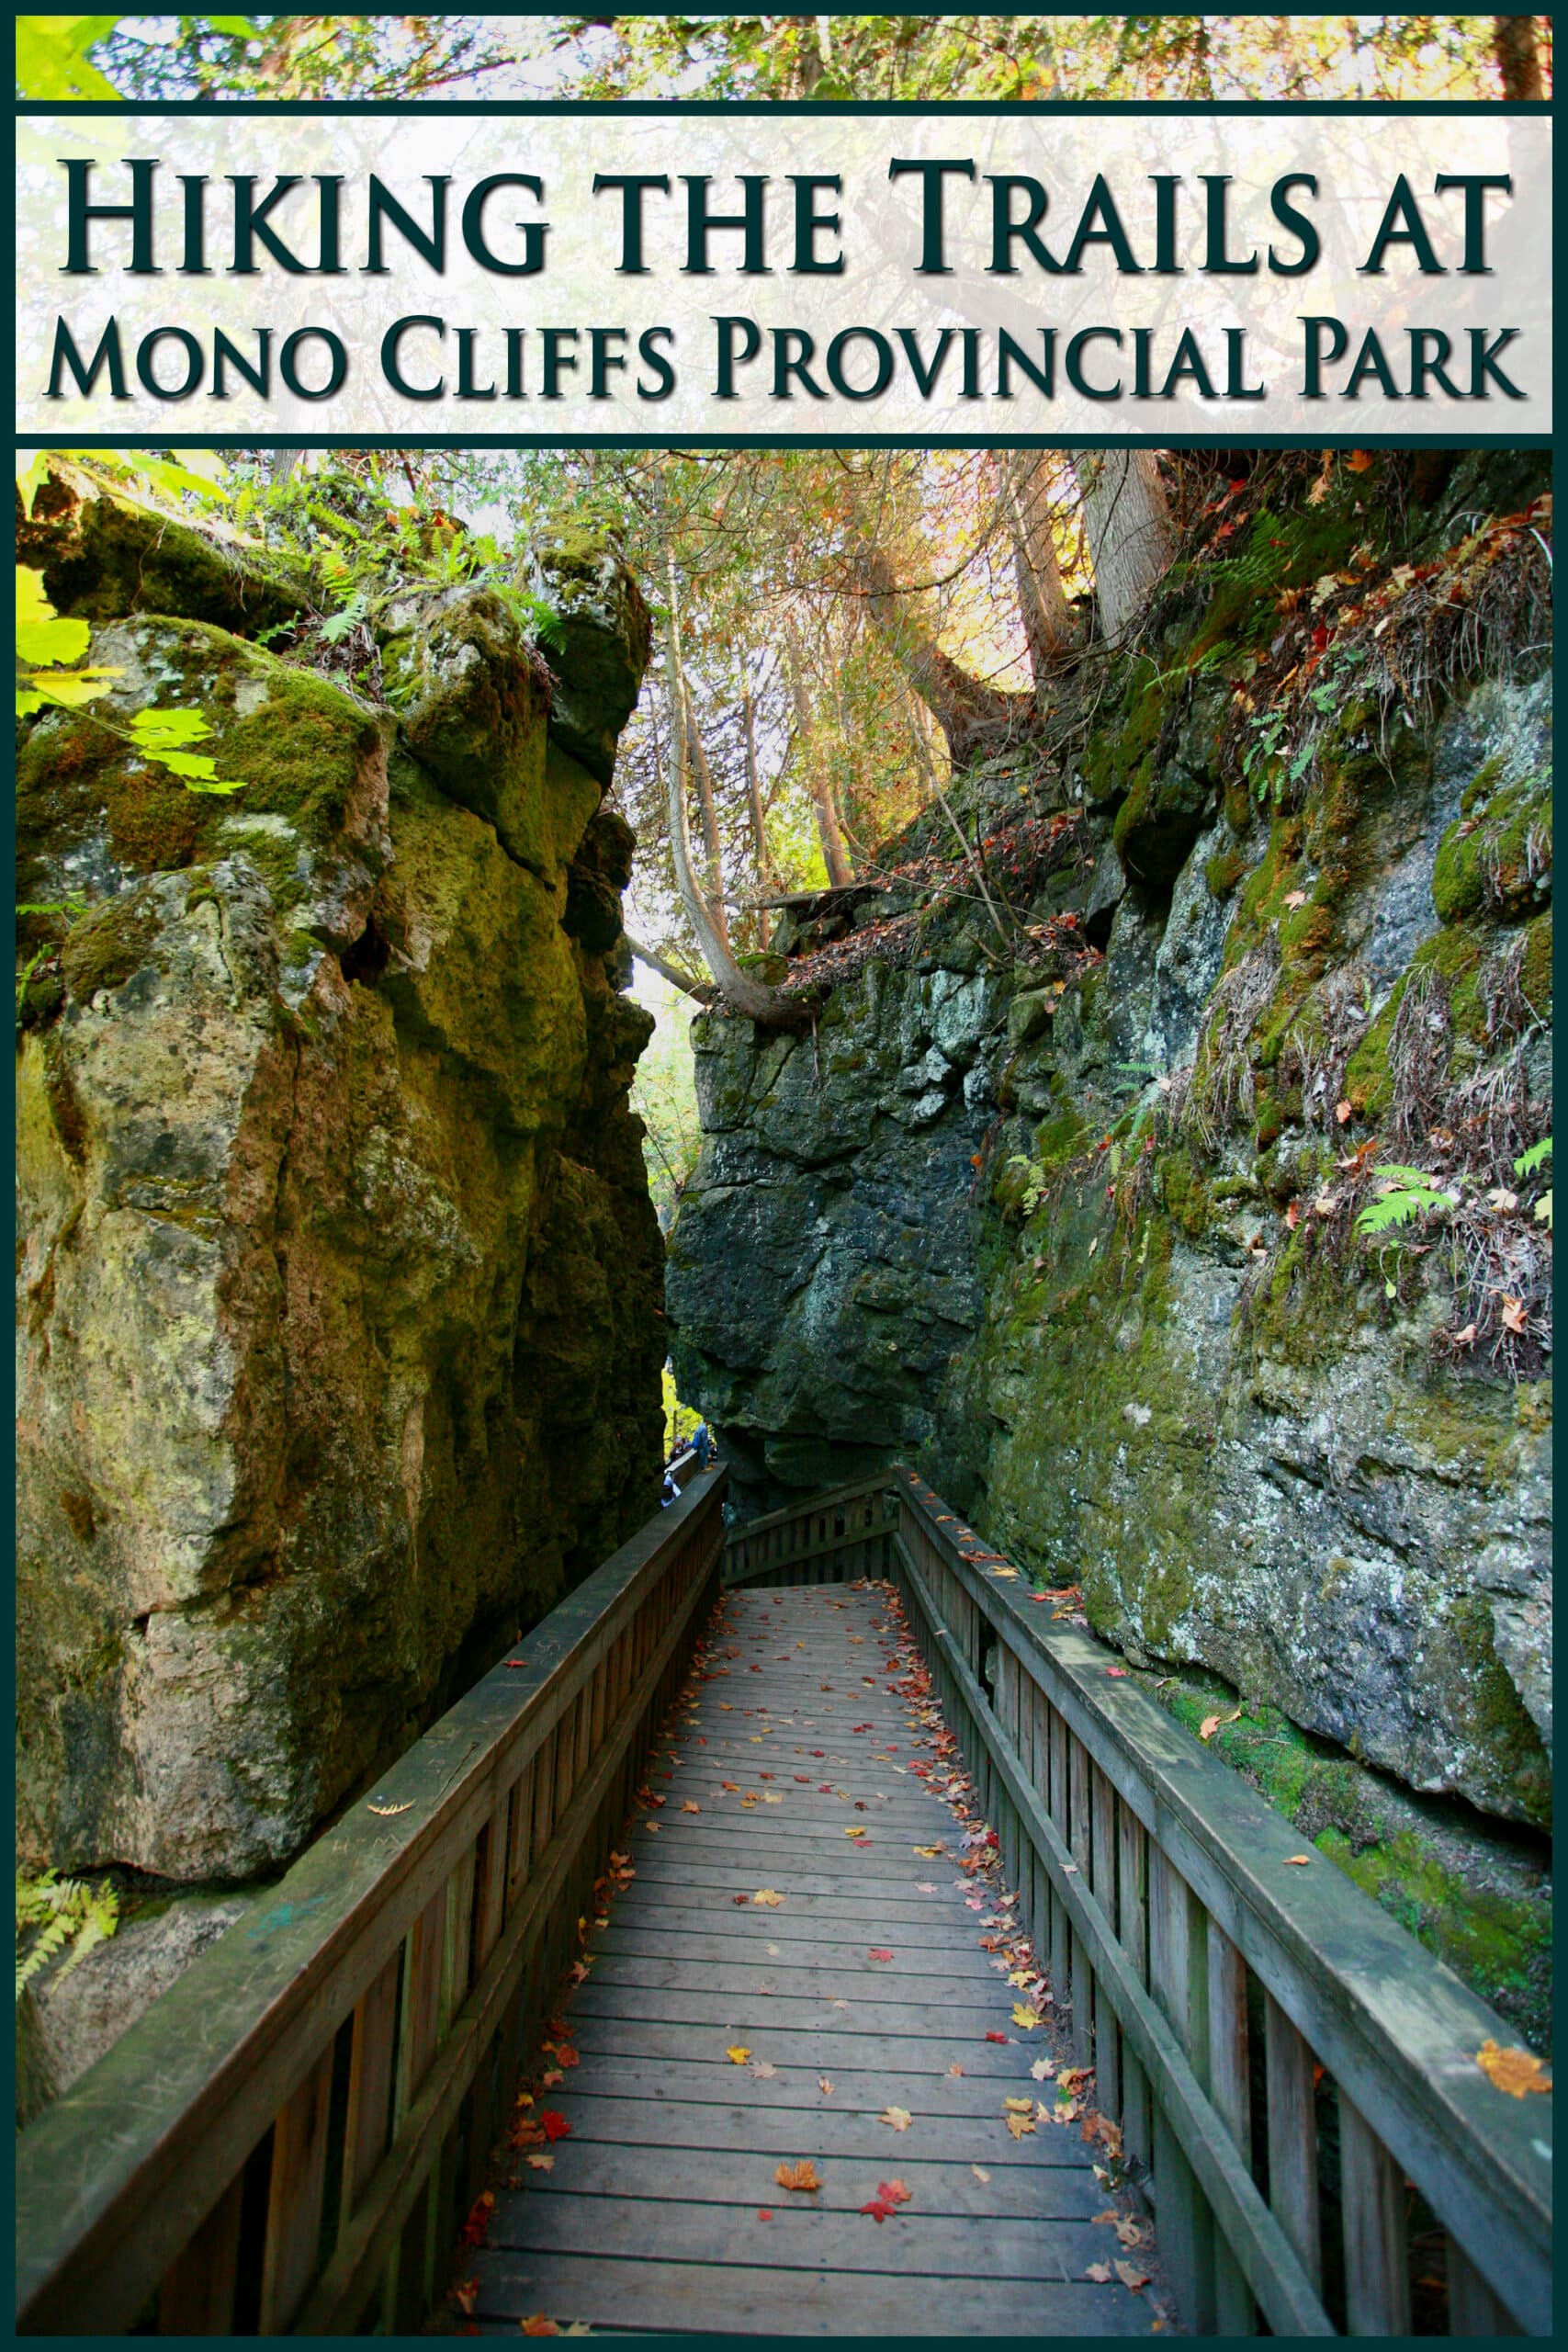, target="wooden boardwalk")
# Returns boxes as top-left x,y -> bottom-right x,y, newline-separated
461,1579 -> 1156,2335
